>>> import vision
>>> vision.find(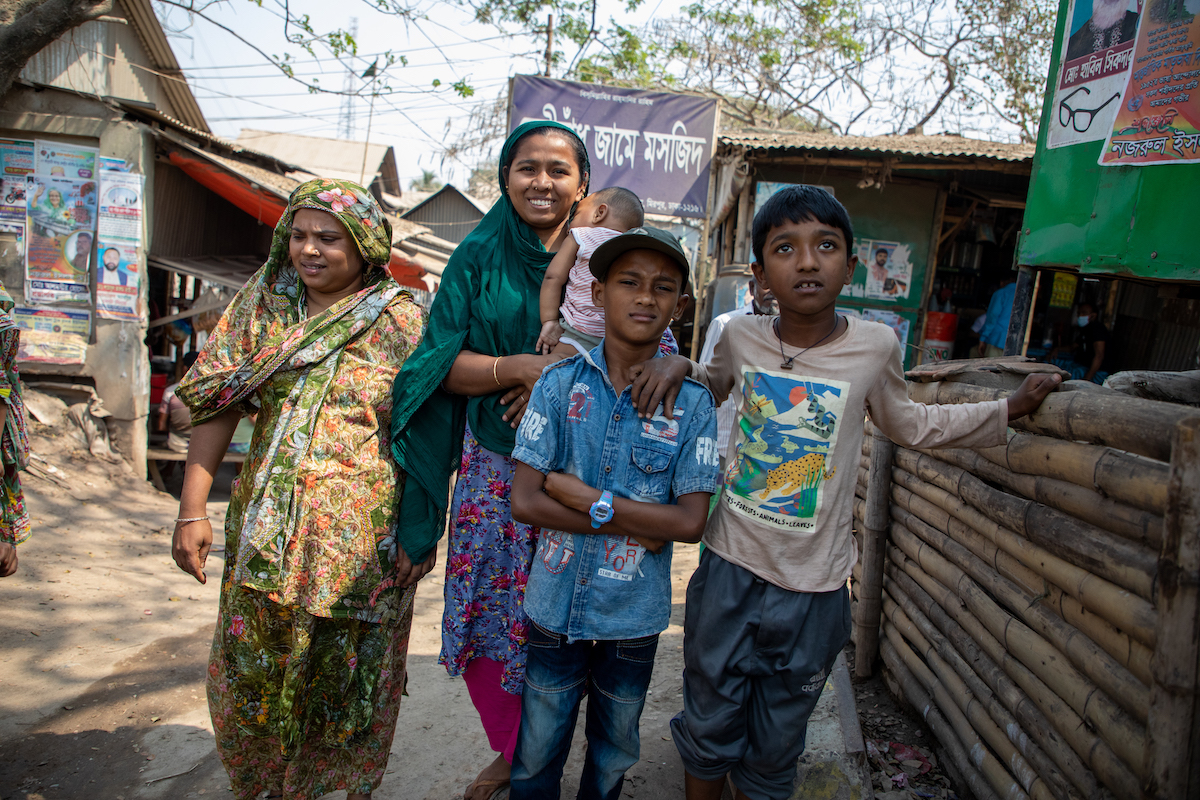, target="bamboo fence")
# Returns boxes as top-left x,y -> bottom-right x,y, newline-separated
850,373 -> 1200,800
